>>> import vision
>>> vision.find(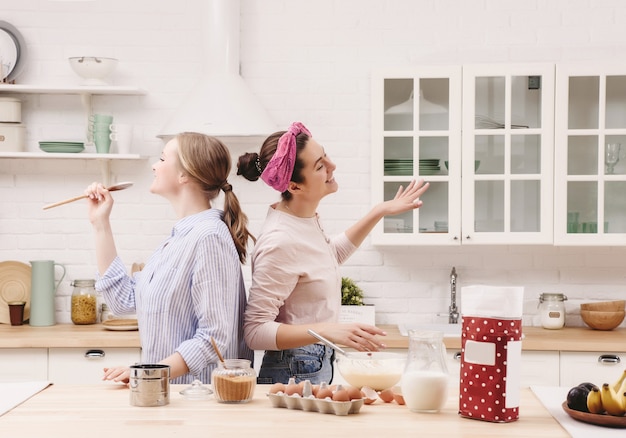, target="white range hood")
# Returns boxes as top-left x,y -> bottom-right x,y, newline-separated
158,0 -> 275,140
